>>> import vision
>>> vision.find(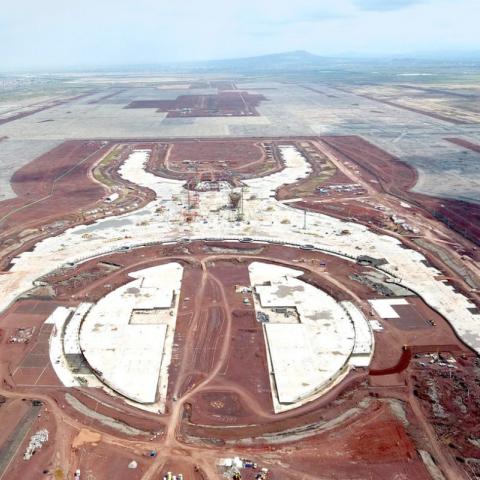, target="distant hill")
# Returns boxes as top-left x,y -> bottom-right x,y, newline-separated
184,50 -> 328,72
43,50 -> 480,75
204,50 -> 324,68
